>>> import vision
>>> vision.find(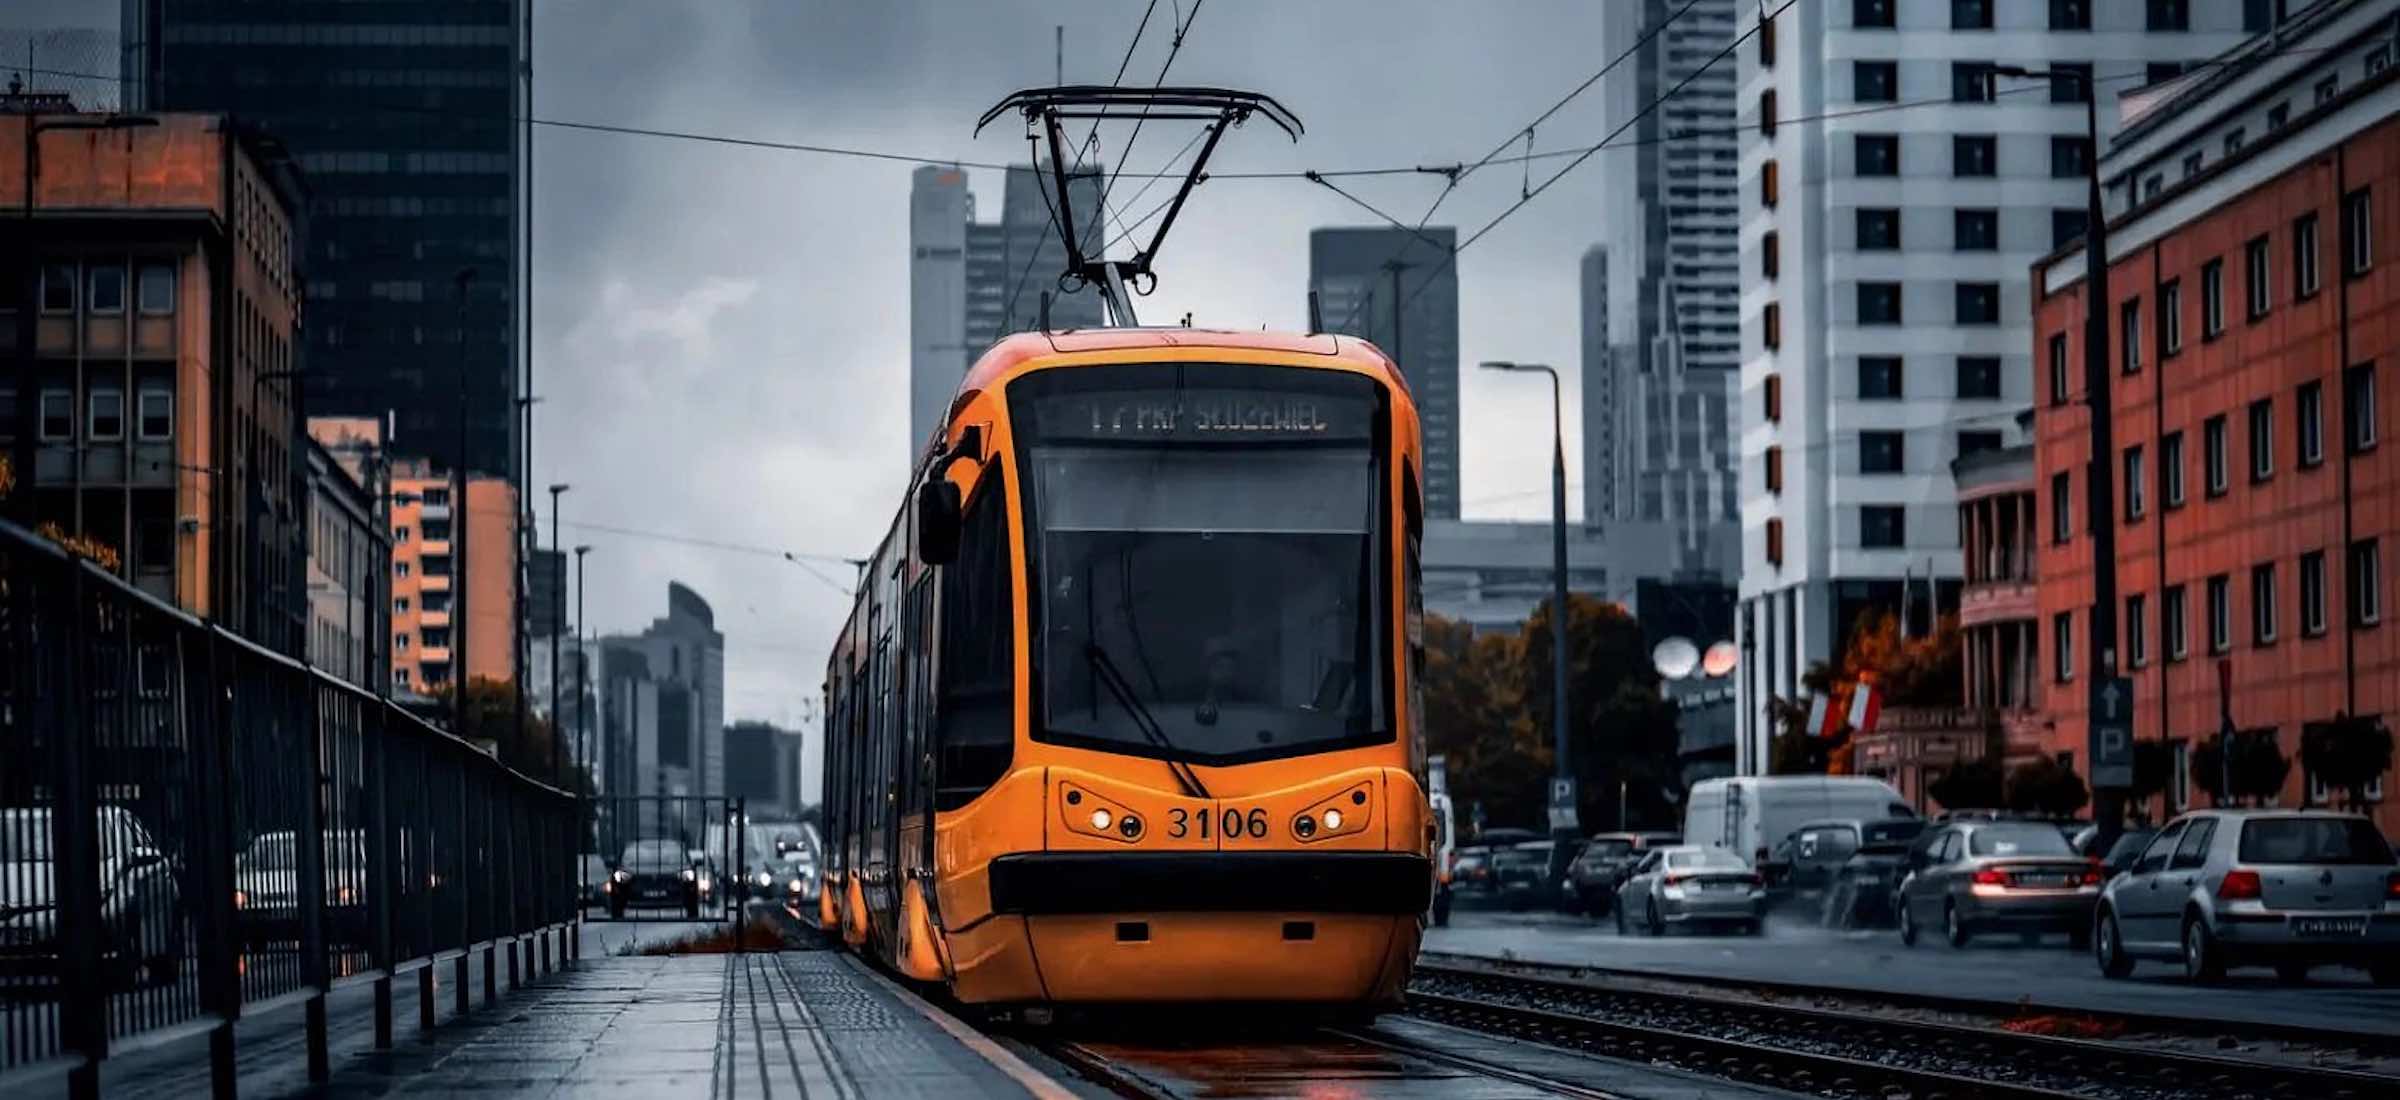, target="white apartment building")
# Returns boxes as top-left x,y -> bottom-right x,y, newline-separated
1732,0 -> 2261,774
